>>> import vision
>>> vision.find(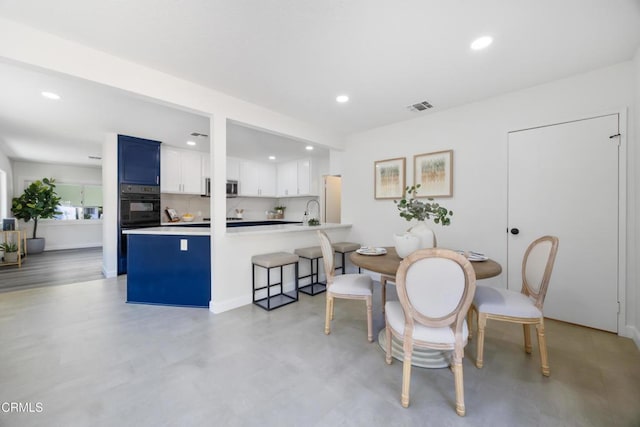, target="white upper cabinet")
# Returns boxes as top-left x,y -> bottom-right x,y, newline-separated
276,161 -> 298,197
297,158 -> 313,195
227,157 -> 240,181
239,160 -> 276,197
202,152 -> 211,179
276,158 -> 316,197
161,146 -> 205,194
